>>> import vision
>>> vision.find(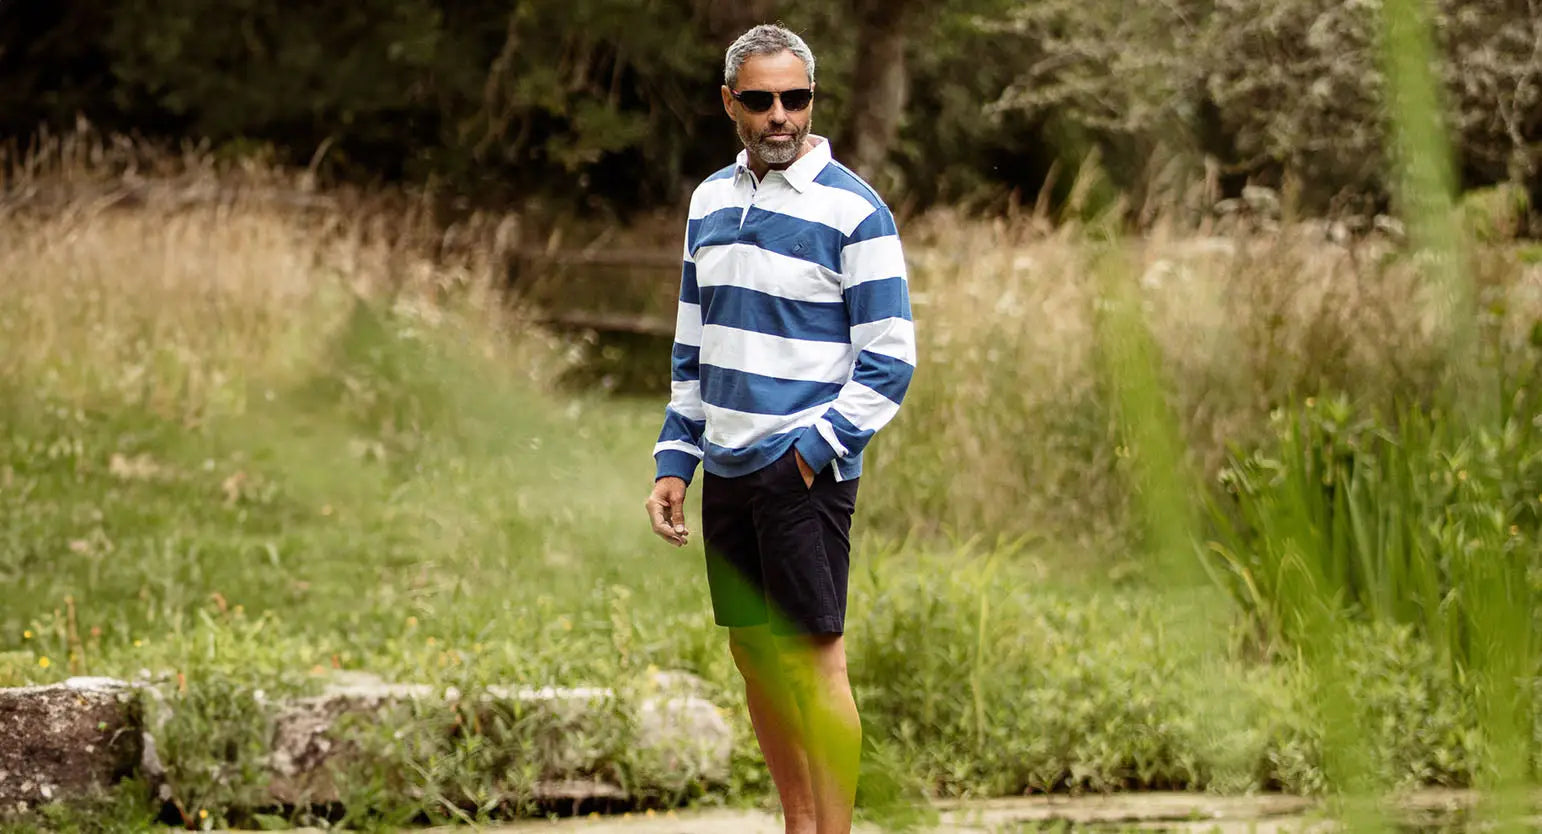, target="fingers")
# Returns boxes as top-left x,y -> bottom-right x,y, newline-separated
670,499 -> 687,537
646,490 -> 690,547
